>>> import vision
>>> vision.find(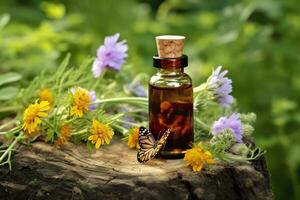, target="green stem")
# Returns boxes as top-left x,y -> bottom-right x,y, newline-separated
63,77 -> 90,89
93,97 -> 148,105
111,124 -> 128,135
0,132 -> 24,164
42,119 -> 57,133
0,119 -> 17,131
116,119 -> 141,127
0,106 -> 21,113
193,84 -> 206,94
0,126 -> 22,135
195,117 -> 210,131
64,117 -> 78,124
123,108 -> 148,113
108,113 -> 124,122
72,128 -> 88,136
91,70 -> 106,90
